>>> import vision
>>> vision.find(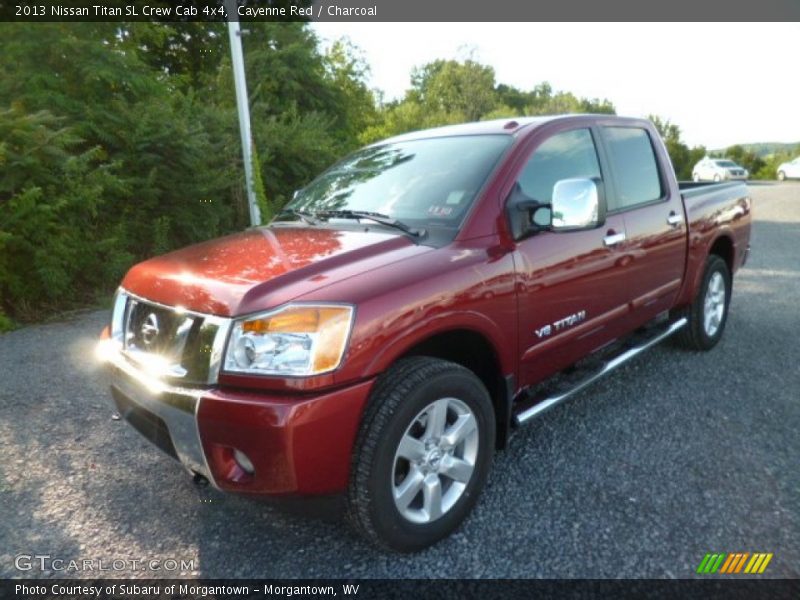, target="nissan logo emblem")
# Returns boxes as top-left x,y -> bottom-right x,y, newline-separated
140,313 -> 160,347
